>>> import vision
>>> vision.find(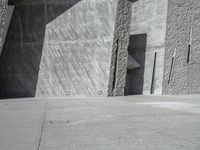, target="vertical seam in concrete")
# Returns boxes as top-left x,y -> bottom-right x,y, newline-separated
151,52 -> 157,94
168,50 -> 175,84
112,38 -> 119,92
